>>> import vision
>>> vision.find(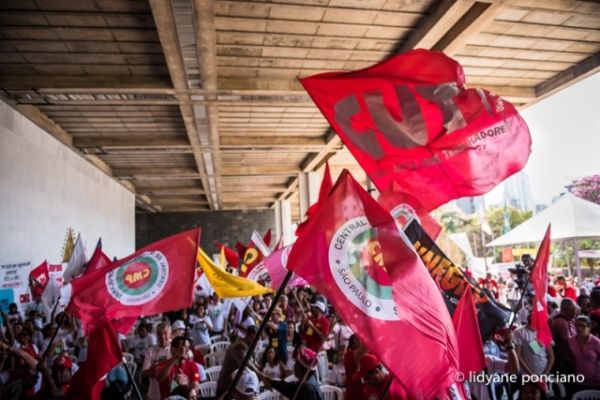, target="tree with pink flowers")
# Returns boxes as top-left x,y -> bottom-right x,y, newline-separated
571,174 -> 600,204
